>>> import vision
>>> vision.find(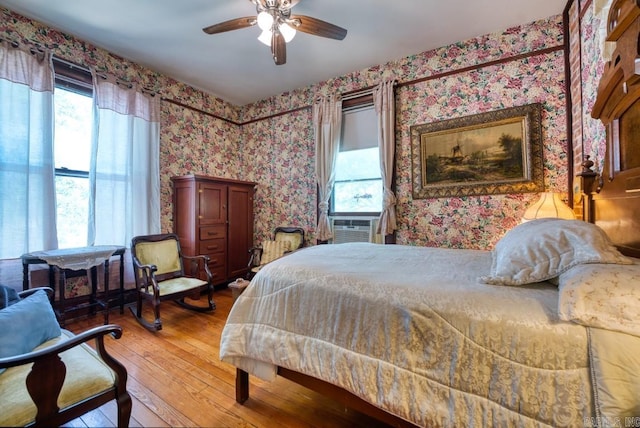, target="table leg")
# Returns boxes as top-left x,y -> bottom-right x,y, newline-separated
104,260 -> 110,324
58,268 -> 66,327
22,261 -> 29,291
119,252 -> 125,314
90,266 -> 98,317
49,267 -> 55,294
